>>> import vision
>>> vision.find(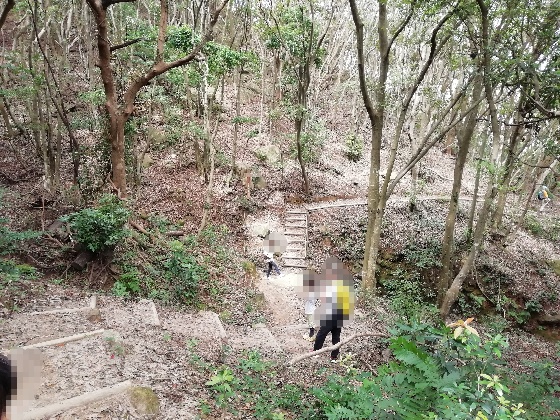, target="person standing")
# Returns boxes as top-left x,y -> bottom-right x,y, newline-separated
537,185 -> 552,212
0,354 -> 15,420
304,298 -> 317,341
312,257 -> 355,362
265,252 -> 281,279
